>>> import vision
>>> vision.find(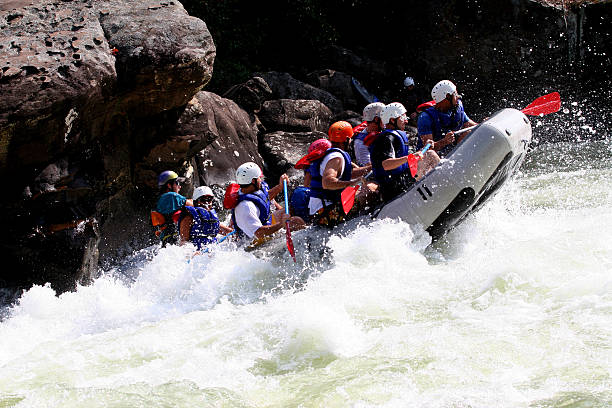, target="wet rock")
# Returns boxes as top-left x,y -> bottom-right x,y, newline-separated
177,91 -> 263,187
260,130 -> 327,182
0,0 -> 215,292
306,69 -> 363,112
258,99 -> 333,134
223,76 -> 273,113
257,71 -> 343,114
